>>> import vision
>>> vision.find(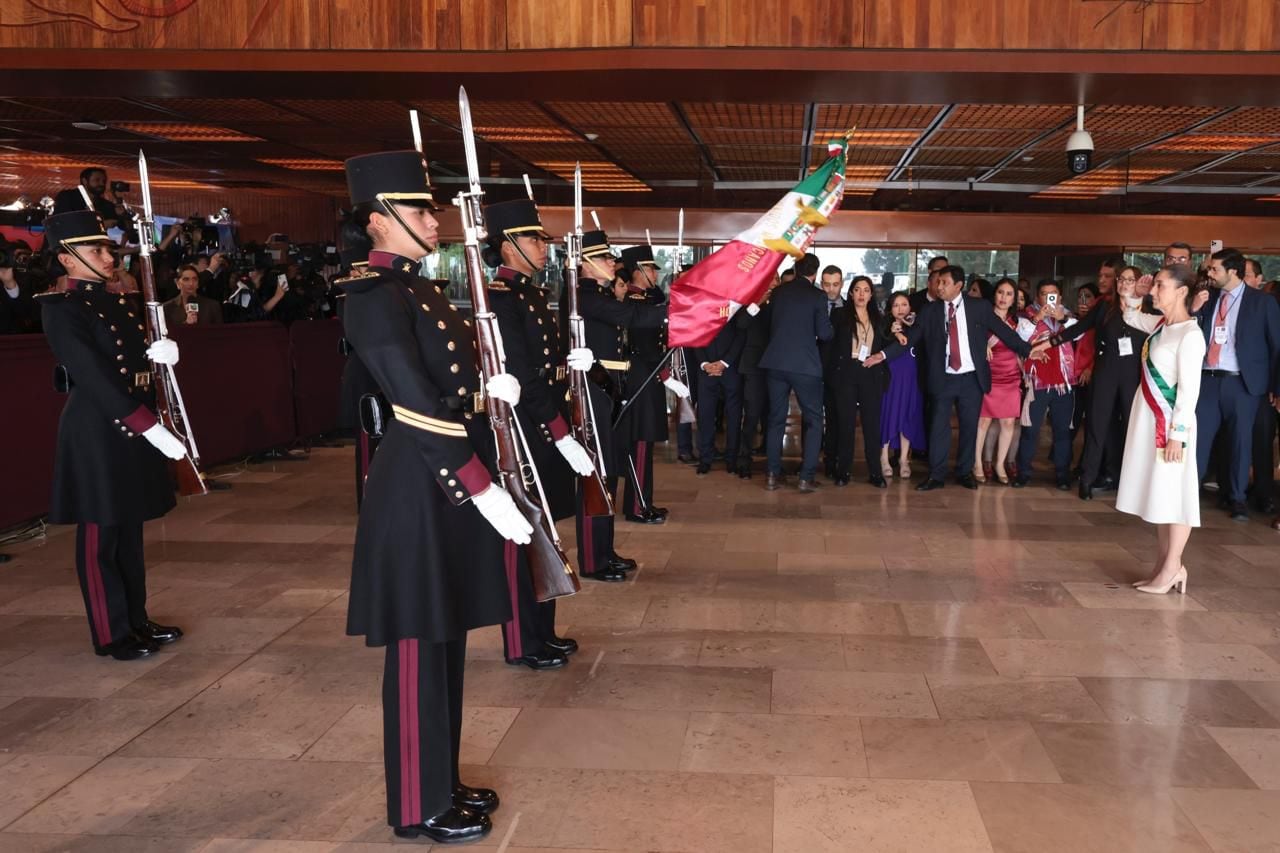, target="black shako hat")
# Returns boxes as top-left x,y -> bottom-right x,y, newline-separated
344,151 -> 438,211
582,229 -> 615,259
619,245 -> 658,270
484,199 -> 552,243
44,210 -> 112,250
